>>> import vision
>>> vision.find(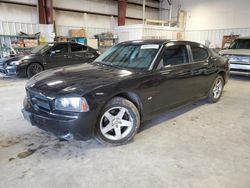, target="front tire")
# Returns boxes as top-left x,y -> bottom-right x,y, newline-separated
95,97 -> 140,146
27,63 -> 43,78
208,75 -> 224,103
